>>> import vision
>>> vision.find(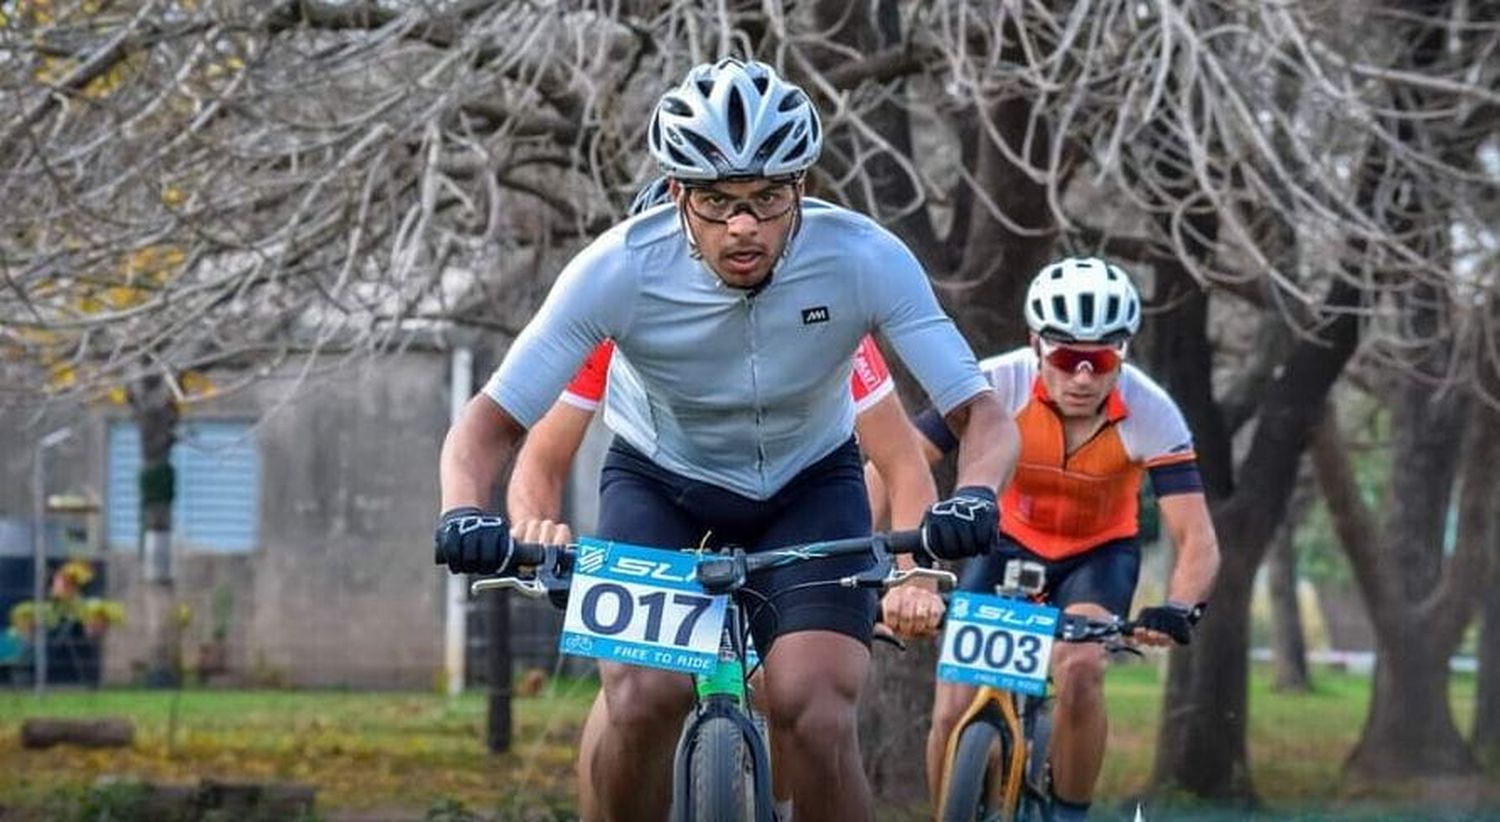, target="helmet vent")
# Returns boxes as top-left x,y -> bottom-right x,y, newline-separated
1106,295 -> 1120,324
1050,268 -> 1064,280
779,89 -> 808,112
683,130 -> 728,169
783,136 -> 807,164
1031,298 -> 1044,320
727,88 -> 748,150
696,79 -> 714,97
1079,293 -> 1095,327
754,122 -> 794,164
662,96 -> 692,117
1051,295 -> 1069,323
753,75 -> 769,94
